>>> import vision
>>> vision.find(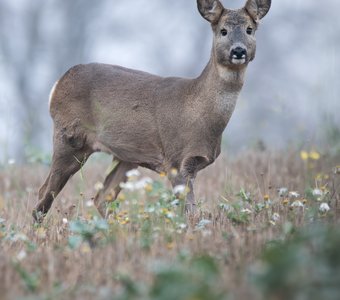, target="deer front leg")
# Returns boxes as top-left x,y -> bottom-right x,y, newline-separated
170,155 -> 212,213
170,173 -> 196,213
